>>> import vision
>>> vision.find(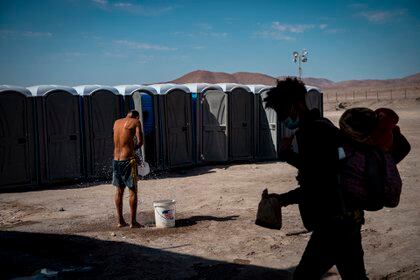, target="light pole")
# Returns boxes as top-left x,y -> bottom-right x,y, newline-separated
292,49 -> 308,79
